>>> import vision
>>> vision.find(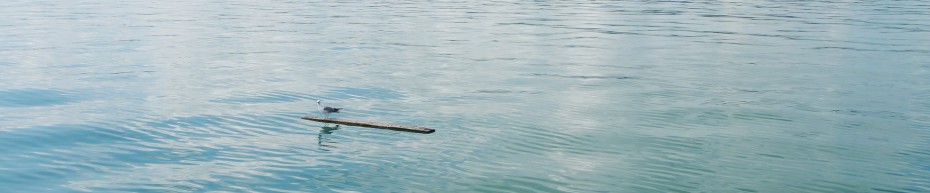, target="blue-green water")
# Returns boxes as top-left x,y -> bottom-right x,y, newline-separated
2,0 -> 929,192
